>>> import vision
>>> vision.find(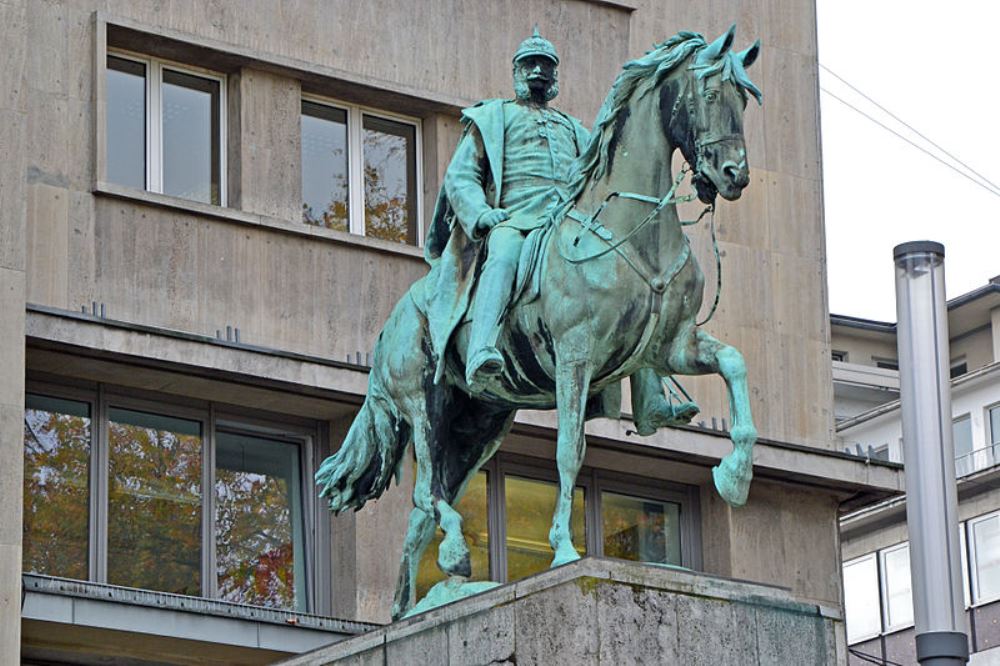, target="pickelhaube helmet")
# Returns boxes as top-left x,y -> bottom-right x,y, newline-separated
512,27 -> 559,65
